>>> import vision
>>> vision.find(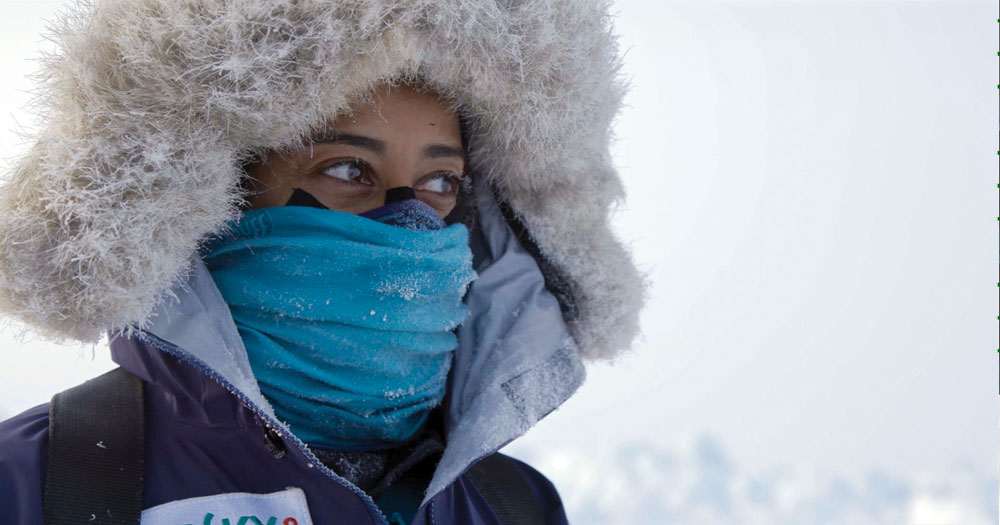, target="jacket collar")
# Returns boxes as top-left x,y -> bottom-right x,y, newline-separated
114,175 -> 586,504
109,327 -> 259,430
